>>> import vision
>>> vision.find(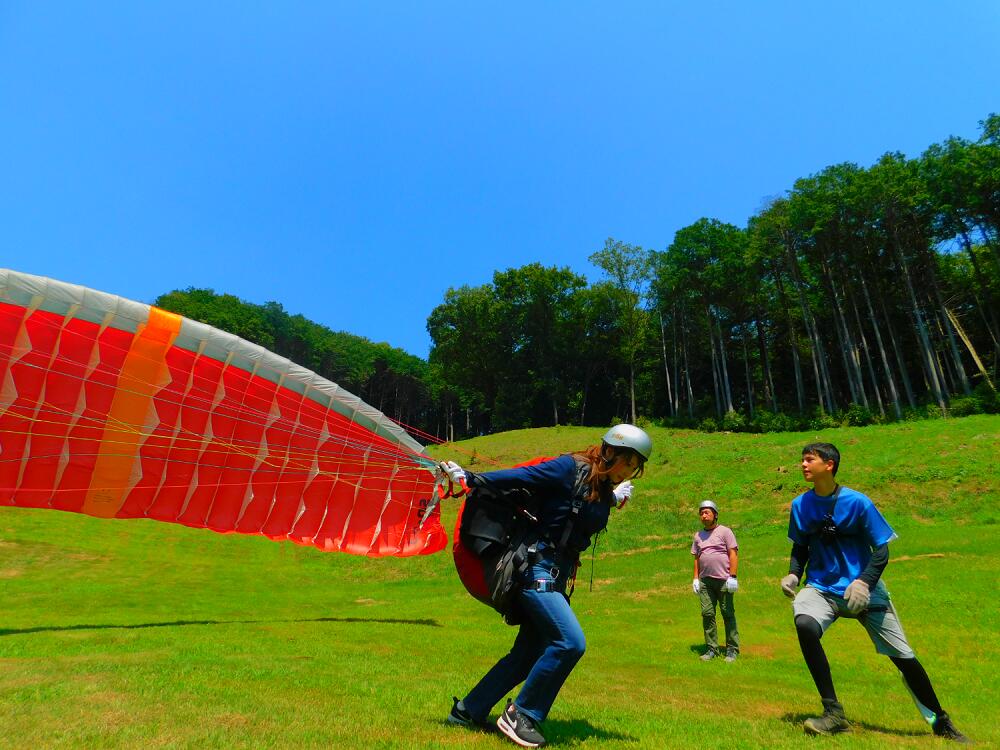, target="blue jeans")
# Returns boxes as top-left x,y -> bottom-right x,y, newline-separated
462,556 -> 586,723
